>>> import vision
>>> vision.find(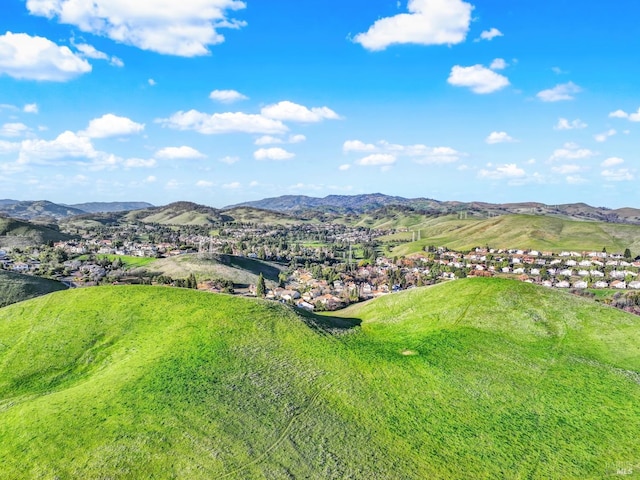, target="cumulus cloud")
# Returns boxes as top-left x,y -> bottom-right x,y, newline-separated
156,146 -> 206,159
549,142 -> 596,161
123,158 -> 156,168
489,58 -> 507,70
255,134 -> 306,145
196,180 -> 214,188
486,131 -> 516,144
356,153 -> 396,166
253,147 -> 295,161
448,64 -> 510,94
609,108 -> 640,122
554,118 -> 587,130
26,0 -> 248,57
0,32 -> 91,81
594,129 -> 616,143
223,181 -> 241,189
0,140 -> 21,154
354,0 -> 473,51
209,89 -> 248,103
343,140 -> 376,152
602,169 -> 634,181
601,157 -> 624,168
261,101 -> 340,123
19,130 -> 98,164
338,164 -> 351,171
412,146 -> 462,164
80,114 -> 145,138
160,110 -> 288,135
479,163 -> 526,179
289,134 -> 306,144
477,28 -> 503,41
1,123 -> 30,138
537,82 -> 581,102
23,103 -> 39,113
